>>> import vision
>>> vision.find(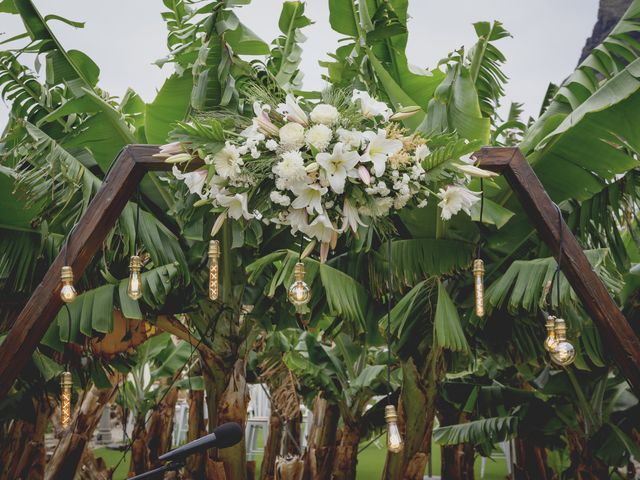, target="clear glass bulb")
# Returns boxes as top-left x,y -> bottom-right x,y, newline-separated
473,259 -> 485,317
288,262 -> 311,306
385,405 -> 404,453
543,316 -> 558,353
549,318 -> 576,367
60,371 -> 73,429
60,266 -> 77,303
127,255 -> 143,300
208,240 -> 220,301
